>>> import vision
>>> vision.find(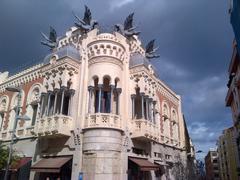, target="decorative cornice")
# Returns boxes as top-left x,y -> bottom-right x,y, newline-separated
0,63 -> 43,93
129,66 -> 180,105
